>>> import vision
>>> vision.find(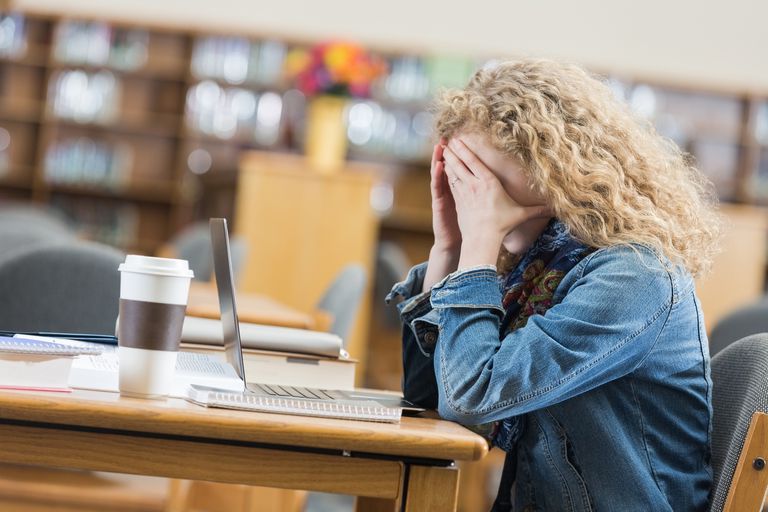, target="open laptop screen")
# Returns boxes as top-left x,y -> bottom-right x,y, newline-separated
209,218 -> 247,382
